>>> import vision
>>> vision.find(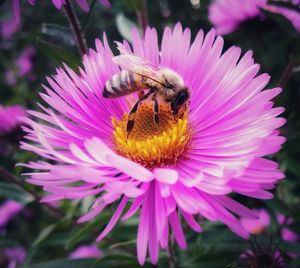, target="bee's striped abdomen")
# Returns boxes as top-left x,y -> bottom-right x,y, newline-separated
103,70 -> 146,98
